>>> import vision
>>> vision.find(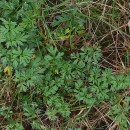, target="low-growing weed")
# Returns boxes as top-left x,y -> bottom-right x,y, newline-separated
0,0 -> 130,130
